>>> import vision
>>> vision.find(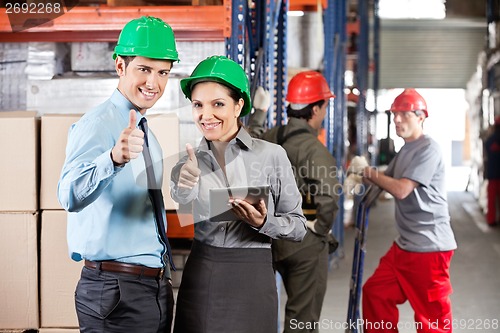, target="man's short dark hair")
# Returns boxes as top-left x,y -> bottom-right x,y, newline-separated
287,100 -> 326,120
